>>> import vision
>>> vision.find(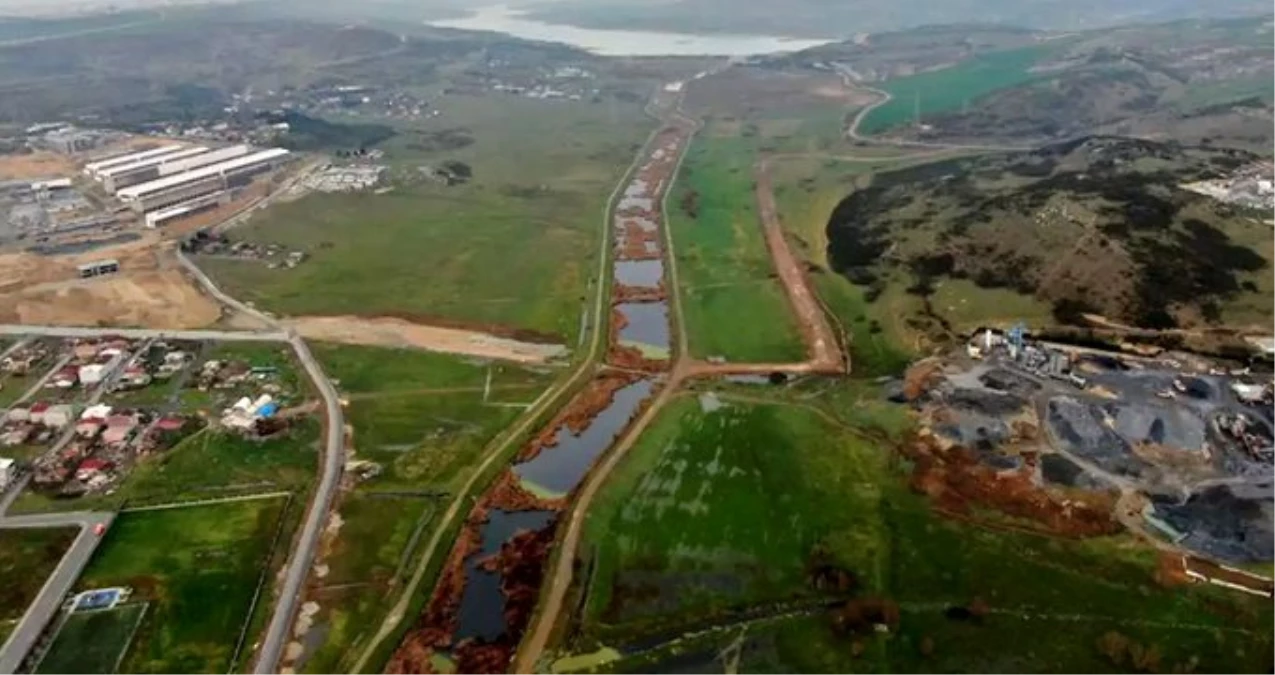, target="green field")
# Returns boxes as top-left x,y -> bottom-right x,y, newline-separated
0,527 -> 77,645
857,45 -> 1054,135
75,498 -> 287,673
299,346 -> 558,671
37,604 -> 148,674
569,393 -> 1274,673
311,342 -> 556,396
299,493 -> 436,673
201,95 -> 652,344
668,130 -> 805,362
580,396 -> 885,636
348,393 -> 523,491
